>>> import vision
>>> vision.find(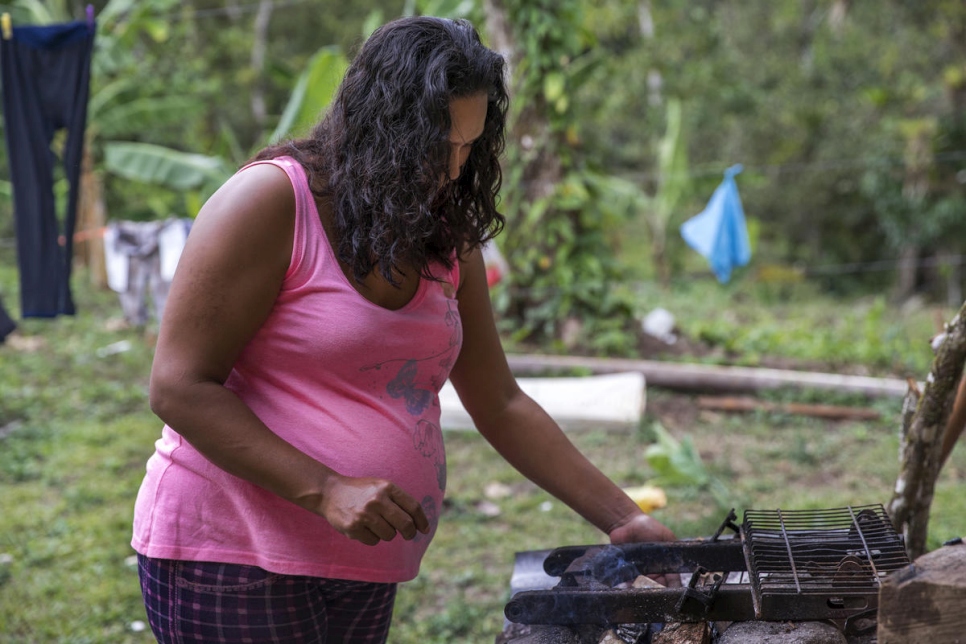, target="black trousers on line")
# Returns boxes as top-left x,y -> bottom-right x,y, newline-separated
0,295 -> 15,342
0,20 -> 95,317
